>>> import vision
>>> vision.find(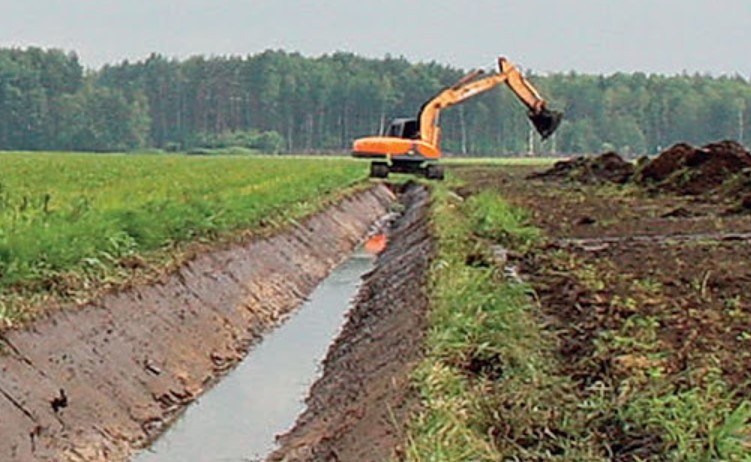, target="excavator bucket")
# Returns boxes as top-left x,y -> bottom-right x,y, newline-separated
529,108 -> 563,140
